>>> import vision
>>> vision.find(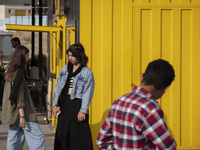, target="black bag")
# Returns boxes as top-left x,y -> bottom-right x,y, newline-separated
26,79 -> 43,98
